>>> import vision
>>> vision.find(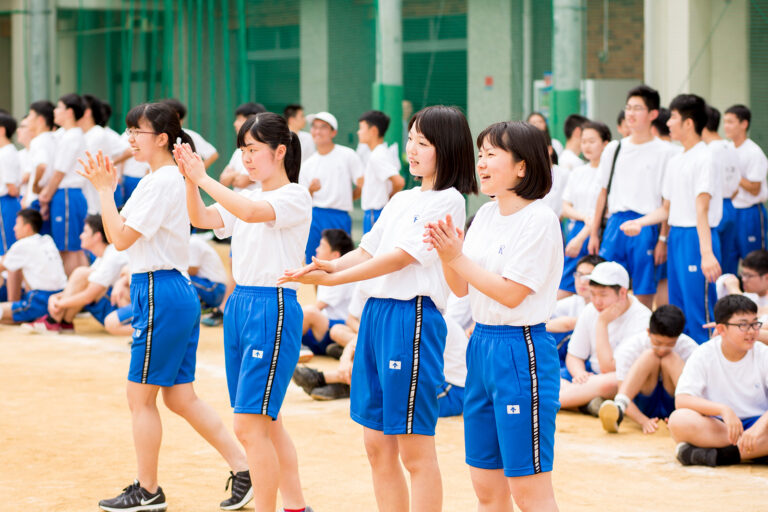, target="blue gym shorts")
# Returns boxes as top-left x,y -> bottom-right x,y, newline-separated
351,296 -> 447,436
559,220 -> 590,293
599,210 -> 659,296
634,381 -> 675,419
50,188 -> 87,252
190,274 -> 226,309
362,208 -> 383,234
0,195 -> 20,255
717,198 -> 738,275
304,207 -> 352,264
464,323 -> 560,477
734,203 -> 767,261
437,382 -> 464,418
128,270 -> 201,386
223,286 -> 301,418
11,289 -> 60,323
83,291 -> 118,325
302,317 -> 345,355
